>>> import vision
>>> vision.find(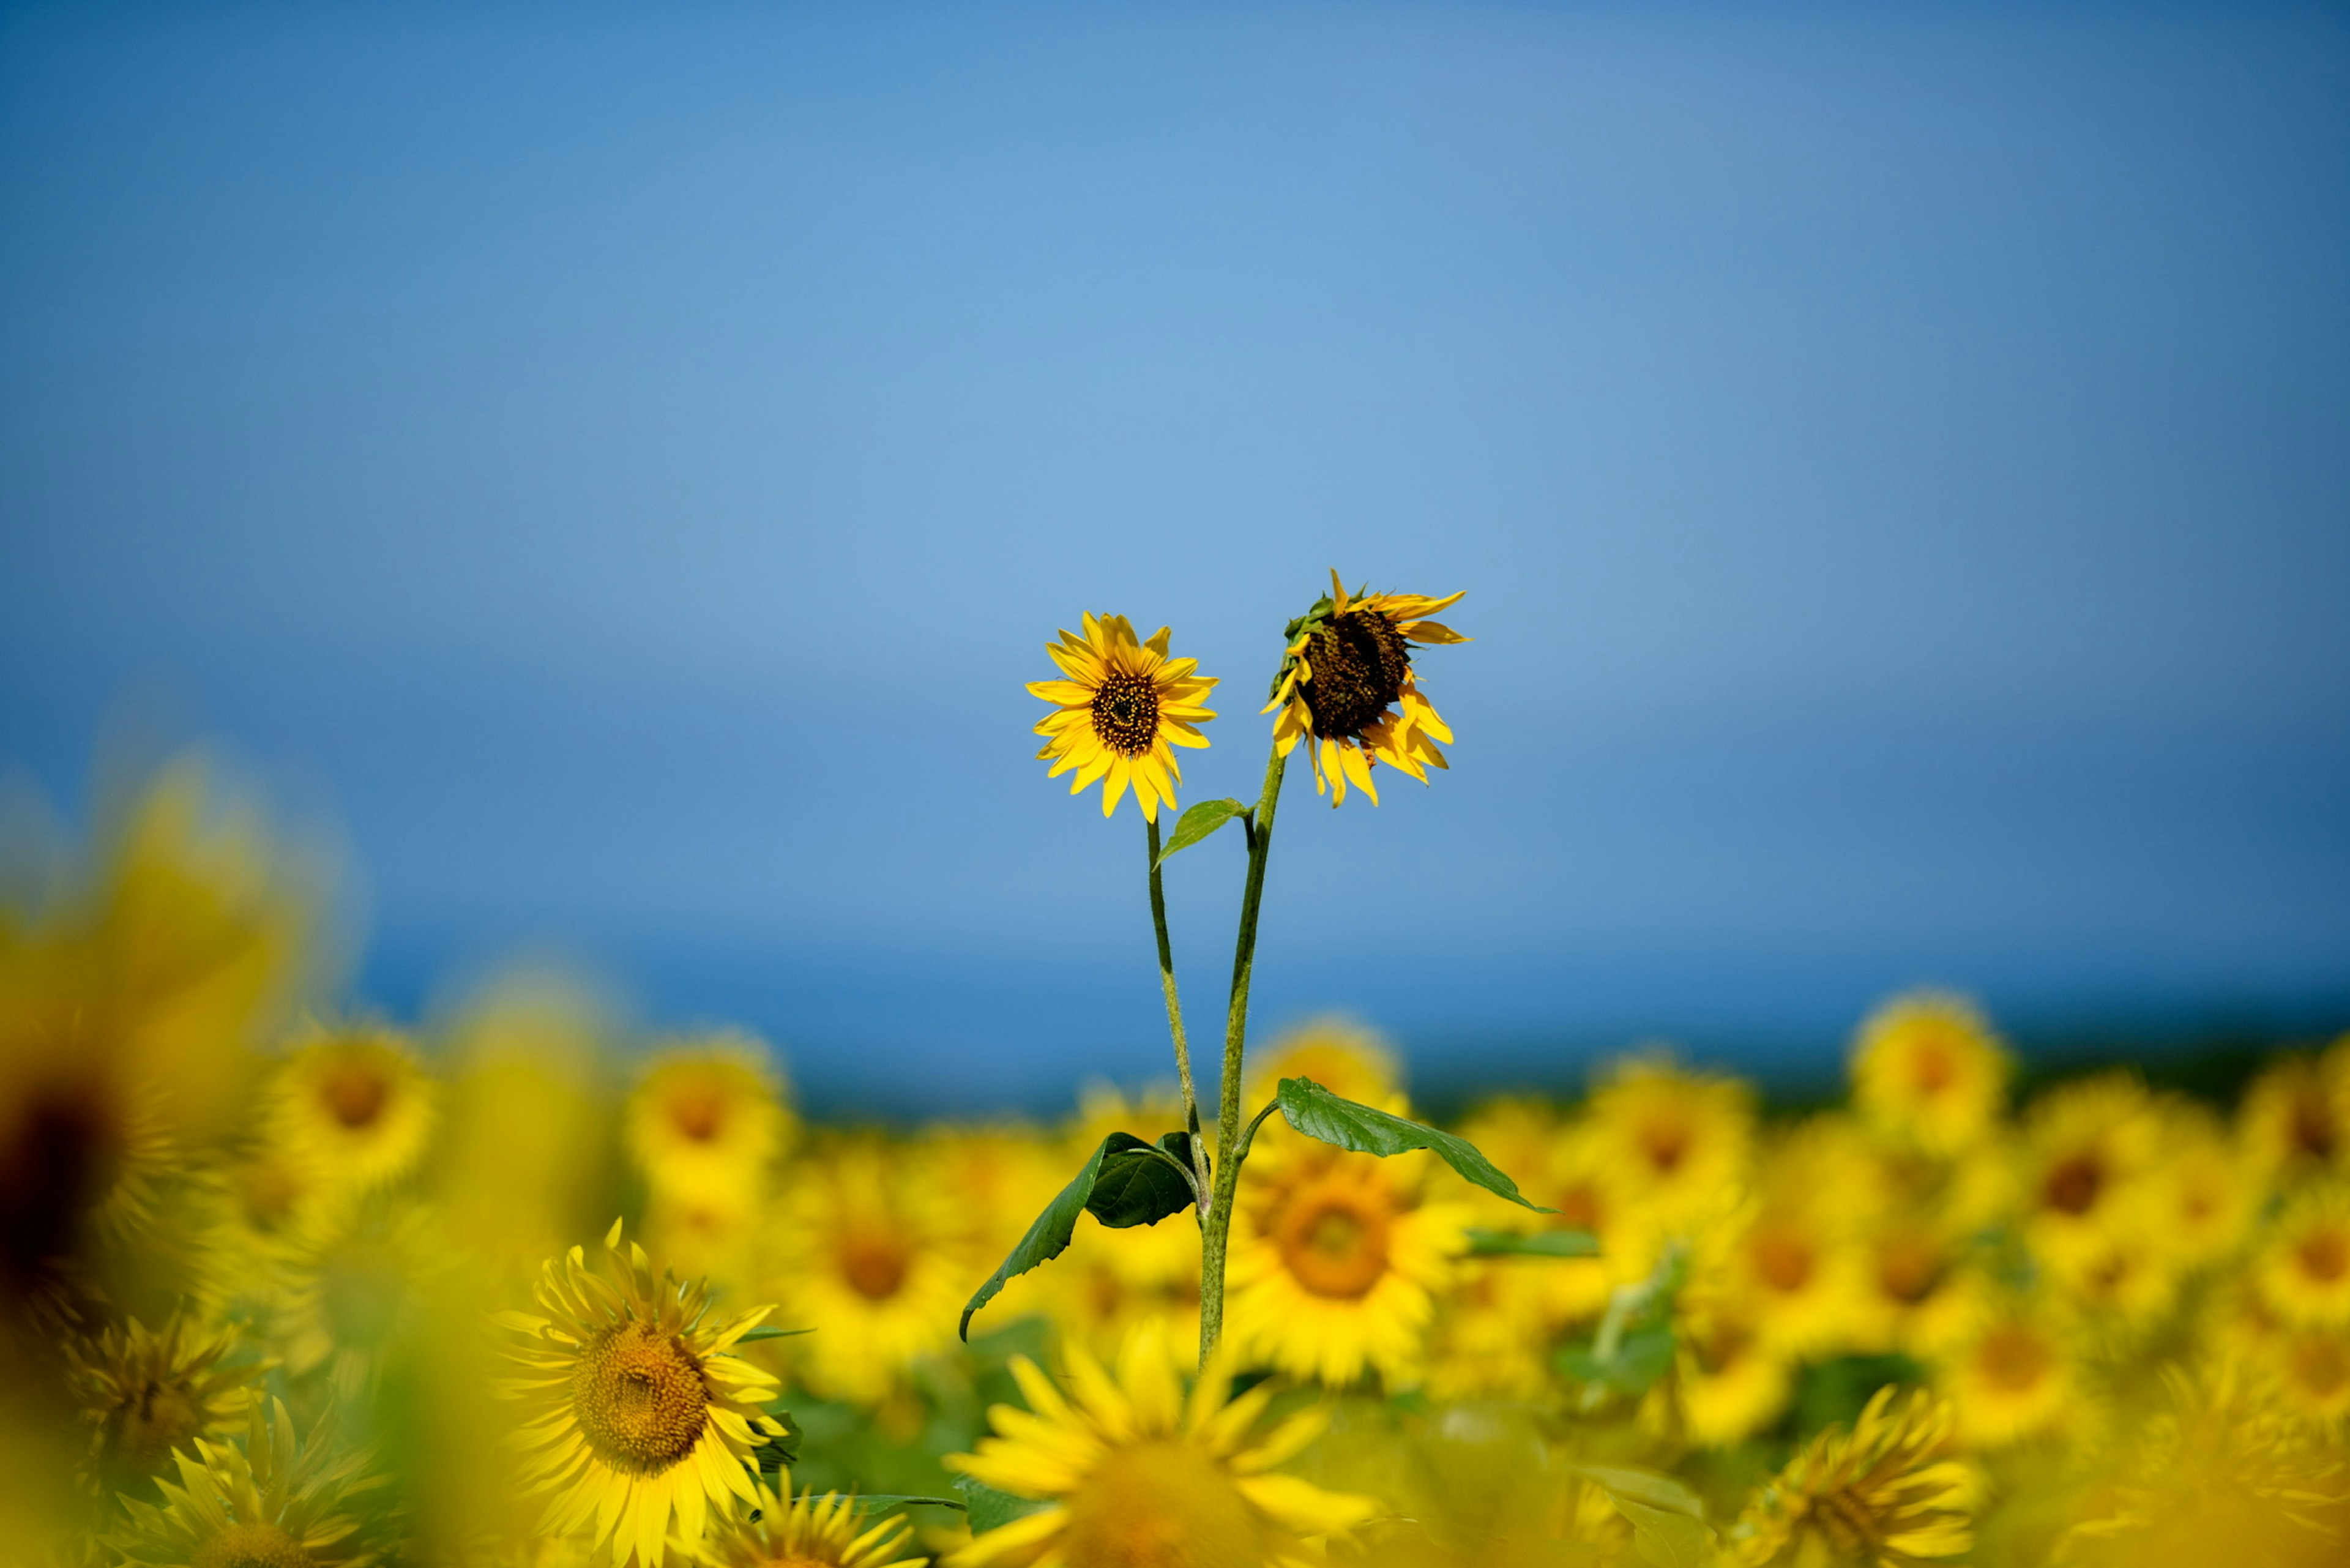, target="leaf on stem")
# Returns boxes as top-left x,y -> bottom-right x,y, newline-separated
953,1475 -> 1050,1533
1558,1323 -> 1677,1393
1272,1077 -> 1555,1211
733,1324 -> 814,1342
848,1495 -> 966,1517
959,1132 -> 1196,1338
1465,1226 -> 1600,1257
1152,799 -> 1250,866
